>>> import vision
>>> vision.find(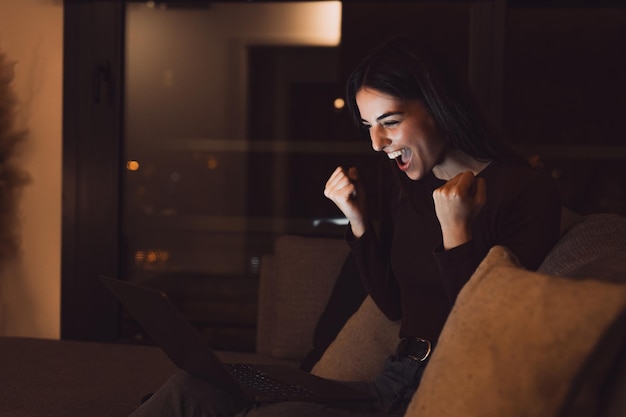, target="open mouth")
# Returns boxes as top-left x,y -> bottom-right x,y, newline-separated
387,148 -> 411,170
